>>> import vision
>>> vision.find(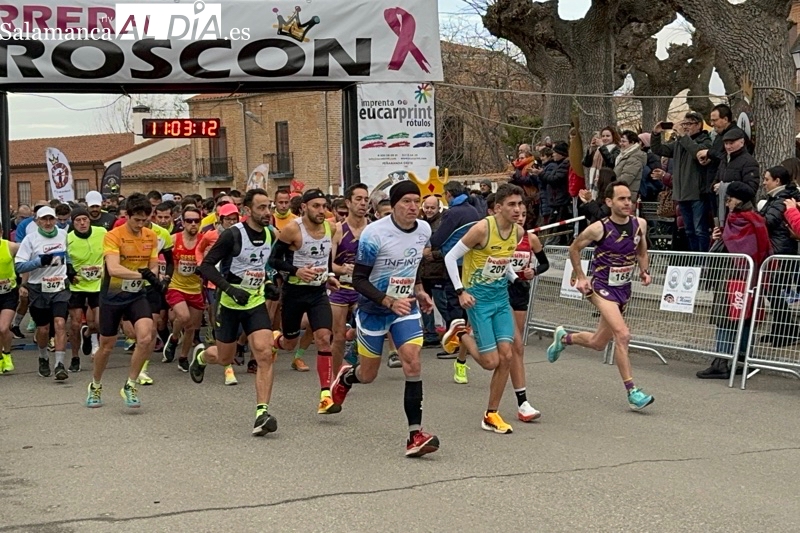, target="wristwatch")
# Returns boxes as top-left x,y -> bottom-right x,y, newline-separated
455,288 -> 464,296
